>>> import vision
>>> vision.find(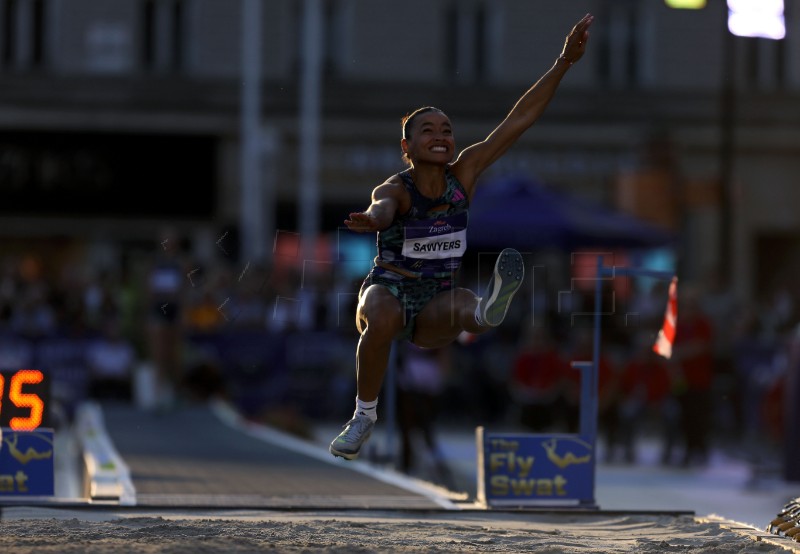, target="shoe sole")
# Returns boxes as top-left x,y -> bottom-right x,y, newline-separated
329,445 -> 359,460
329,430 -> 372,461
480,248 -> 524,326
